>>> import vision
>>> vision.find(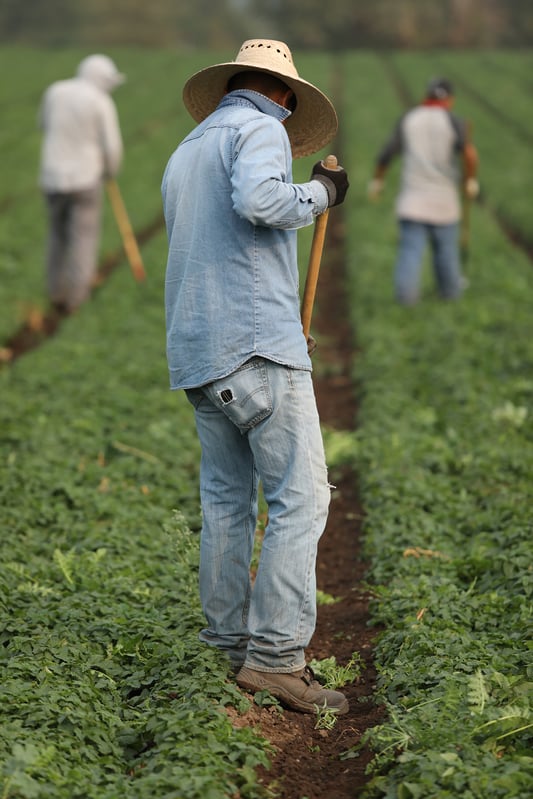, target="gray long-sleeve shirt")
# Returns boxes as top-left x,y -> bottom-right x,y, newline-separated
378,105 -> 466,225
